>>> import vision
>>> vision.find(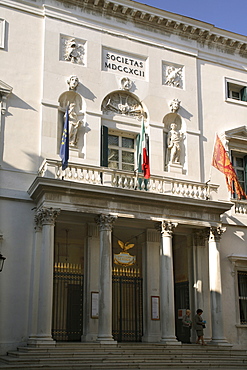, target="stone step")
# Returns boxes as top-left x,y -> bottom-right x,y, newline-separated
0,344 -> 246,370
